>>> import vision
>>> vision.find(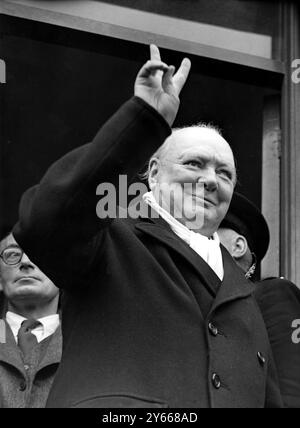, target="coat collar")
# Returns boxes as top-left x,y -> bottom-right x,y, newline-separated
134,210 -> 255,311
210,247 -> 255,314
135,215 -> 221,298
0,321 -> 25,373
